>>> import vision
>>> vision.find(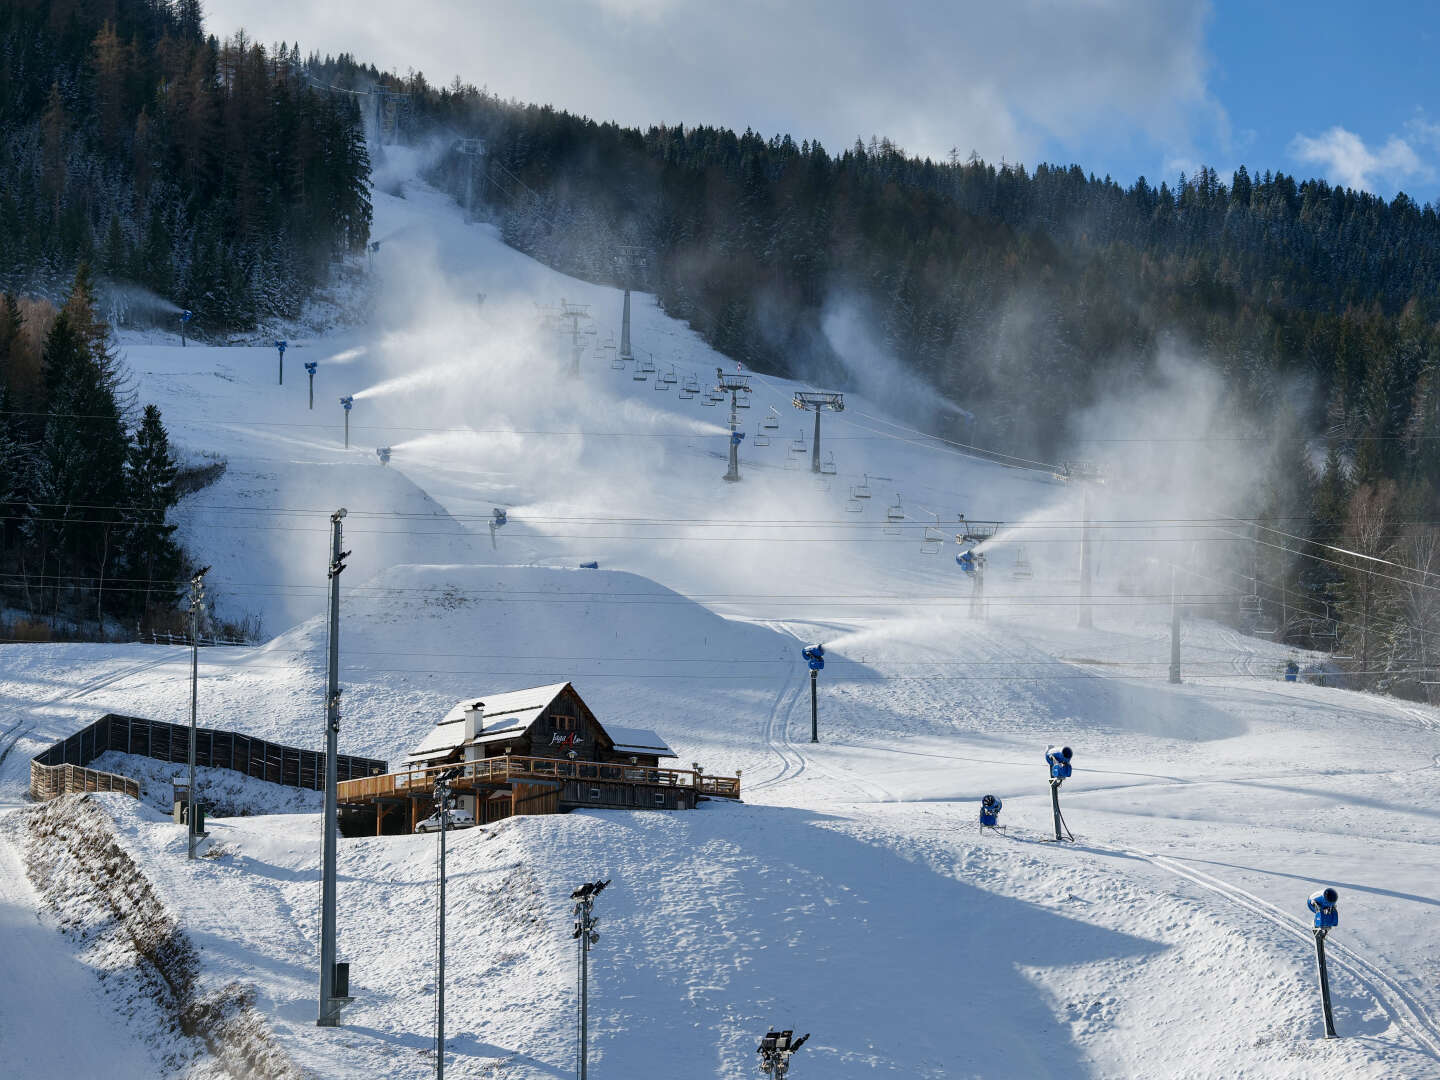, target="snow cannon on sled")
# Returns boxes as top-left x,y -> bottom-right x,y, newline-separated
979,794 -> 1003,828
